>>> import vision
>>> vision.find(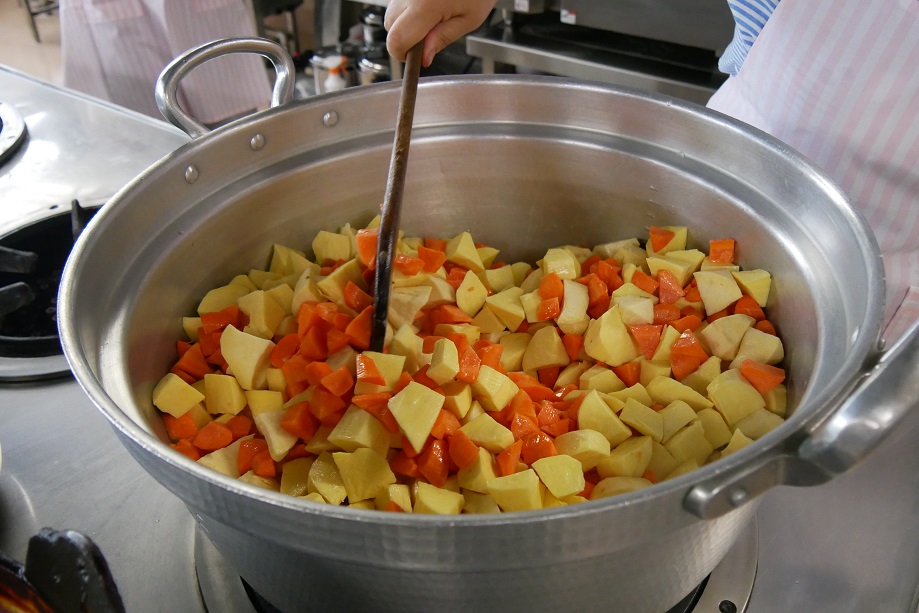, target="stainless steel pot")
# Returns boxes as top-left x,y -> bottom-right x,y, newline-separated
59,39 -> 919,613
